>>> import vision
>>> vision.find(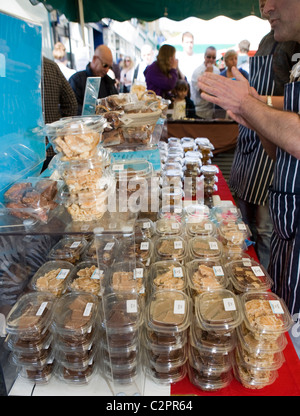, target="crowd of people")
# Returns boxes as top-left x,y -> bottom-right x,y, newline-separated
42,0 -> 300,321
